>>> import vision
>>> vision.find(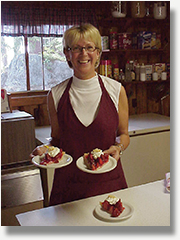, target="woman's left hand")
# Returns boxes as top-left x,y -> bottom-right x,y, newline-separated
103,145 -> 120,161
